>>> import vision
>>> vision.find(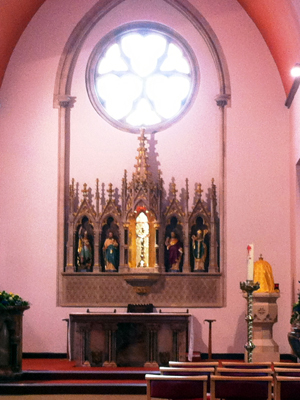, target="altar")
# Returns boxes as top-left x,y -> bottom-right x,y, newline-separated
69,312 -> 190,367
60,130 -> 222,309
